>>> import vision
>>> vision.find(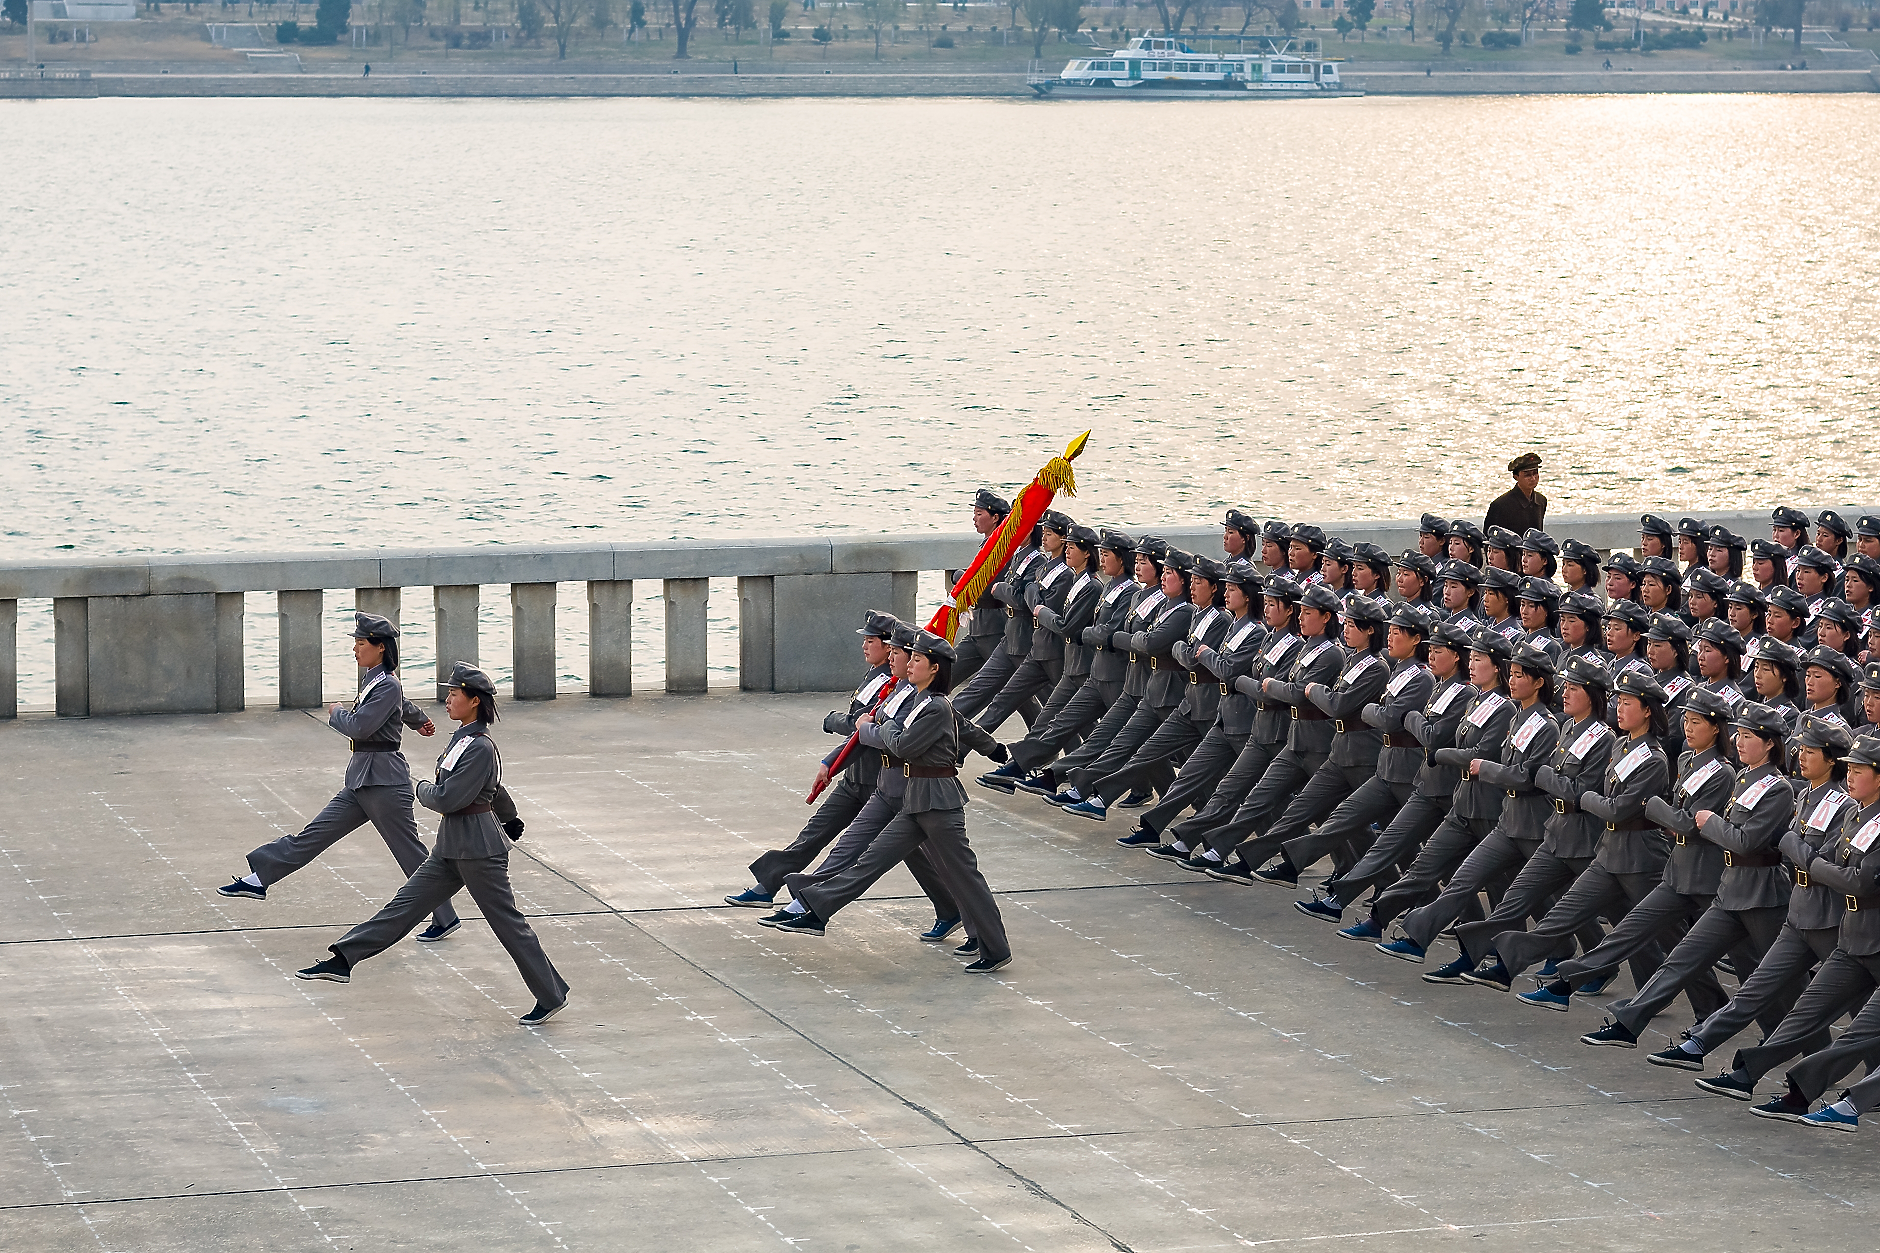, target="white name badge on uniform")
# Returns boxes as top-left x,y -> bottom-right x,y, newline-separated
1663,674 -> 1692,698
1339,653 -> 1377,686
1680,757 -> 1725,799
1810,790 -> 1849,831
356,672 -> 387,702
1568,721 -> 1608,759
1431,682 -> 1469,714
1737,772 -> 1783,810
1264,633 -> 1299,664
856,674 -> 889,703
440,735 -> 477,770
1068,573 -> 1094,601
1225,620 -> 1260,652
882,684 -> 916,717
1614,740 -> 1655,781
1719,684 -> 1744,707
1300,639 -> 1335,668
903,694 -> 936,727
1467,691 -> 1507,727
1854,813 -> 1880,853
1104,580 -> 1135,605
1040,563 -> 1068,588
1385,664 -> 1424,697
1511,709 -> 1549,750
